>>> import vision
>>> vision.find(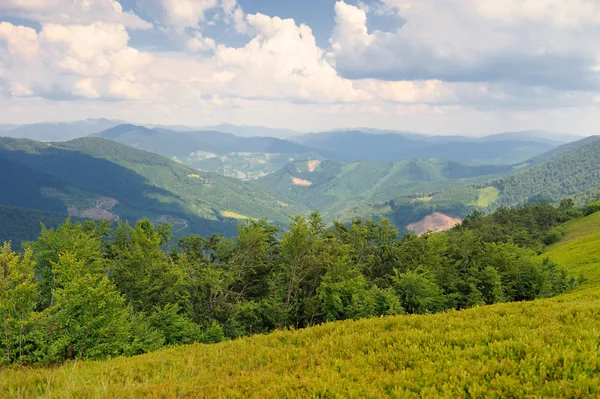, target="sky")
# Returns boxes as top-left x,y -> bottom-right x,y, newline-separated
0,0 -> 599,135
